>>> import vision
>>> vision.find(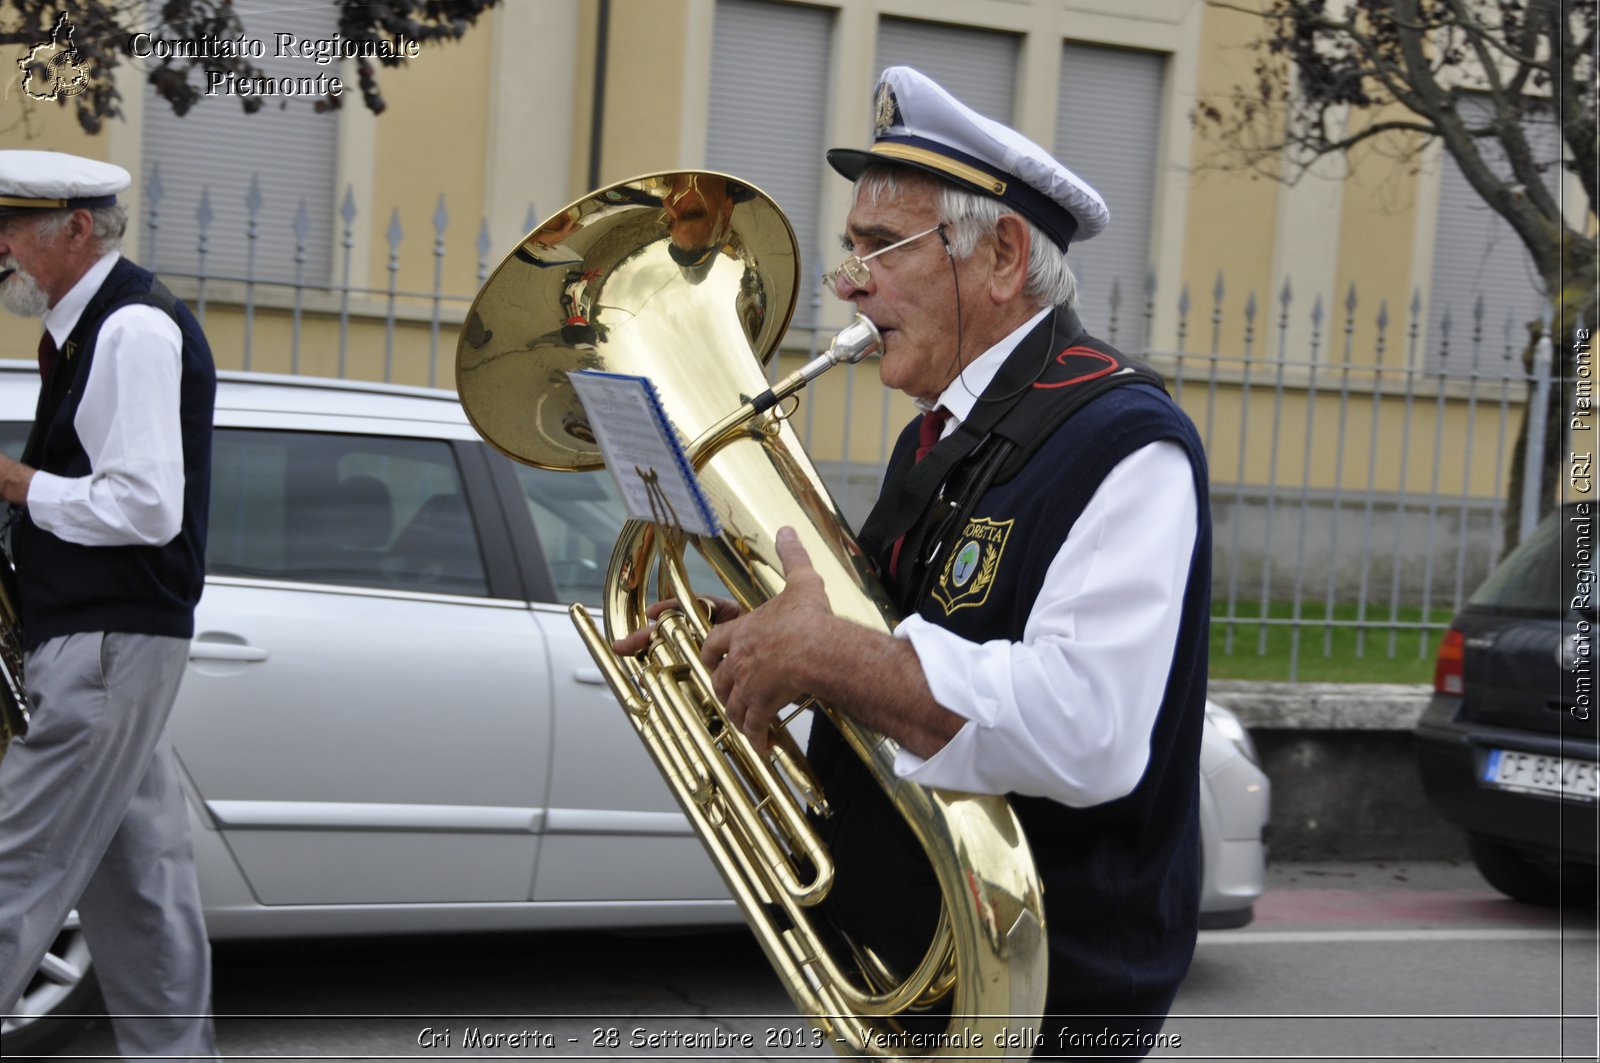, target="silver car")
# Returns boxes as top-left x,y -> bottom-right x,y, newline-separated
2,366 -> 1267,1056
